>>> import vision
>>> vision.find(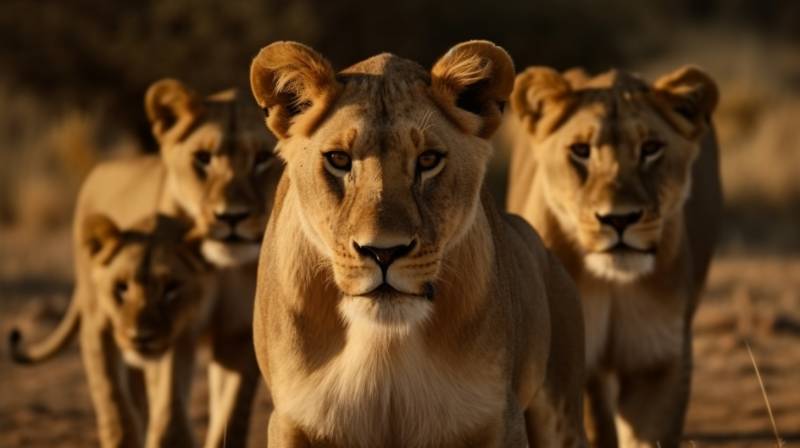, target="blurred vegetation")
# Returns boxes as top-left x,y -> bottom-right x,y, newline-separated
0,0 -> 799,250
